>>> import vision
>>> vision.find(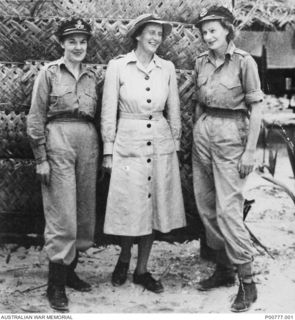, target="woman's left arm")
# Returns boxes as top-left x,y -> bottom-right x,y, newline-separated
238,101 -> 263,178
166,61 -> 181,151
238,54 -> 264,178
